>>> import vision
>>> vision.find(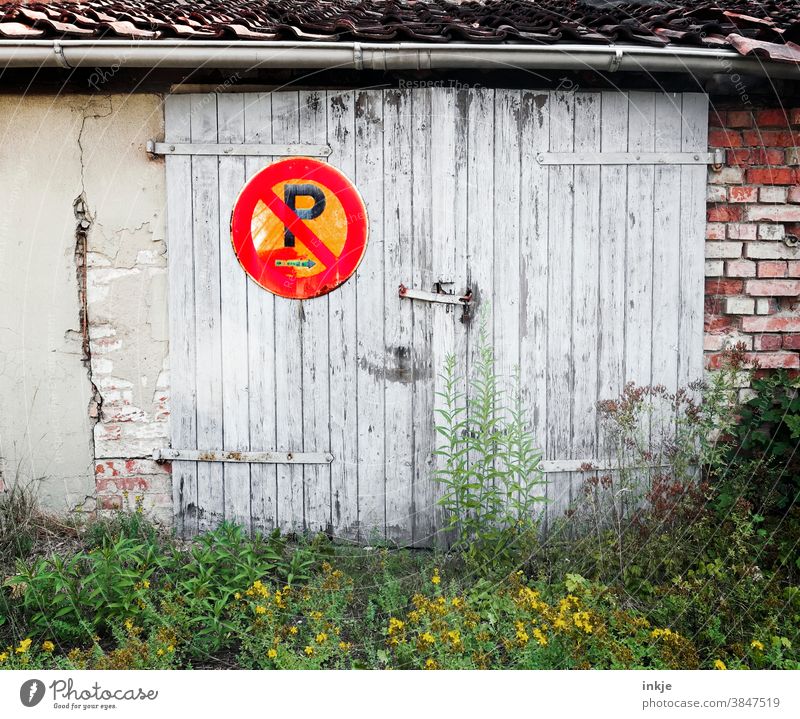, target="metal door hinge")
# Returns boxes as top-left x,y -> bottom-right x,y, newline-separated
146,141 -> 332,158
153,448 -> 334,464
536,149 -> 725,167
